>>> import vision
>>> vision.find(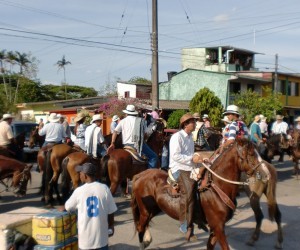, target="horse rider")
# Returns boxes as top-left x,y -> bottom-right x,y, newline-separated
110,115 -> 120,134
218,105 -> 248,152
169,113 -> 208,240
0,113 -> 23,161
73,112 -> 87,151
39,113 -> 68,147
249,115 -> 263,145
221,116 -> 231,143
58,114 -> 71,142
192,112 -> 210,151
271,114 -> 291,148
151,107 -> 160,120
259,114 -> 268,138
107,104 -> 158,169
85,114 -> 107,159
202,114 -> 211,128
